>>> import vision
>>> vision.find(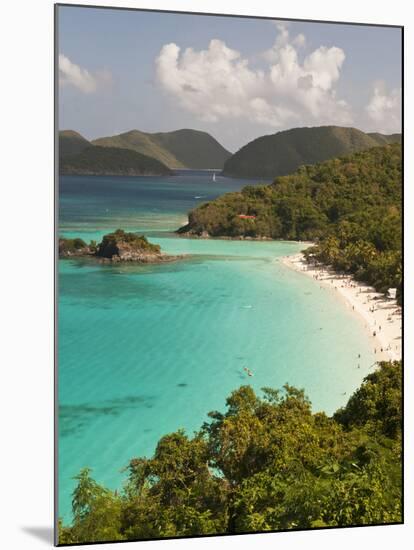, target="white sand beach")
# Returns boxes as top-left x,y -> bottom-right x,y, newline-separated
282,252 -> 402,362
